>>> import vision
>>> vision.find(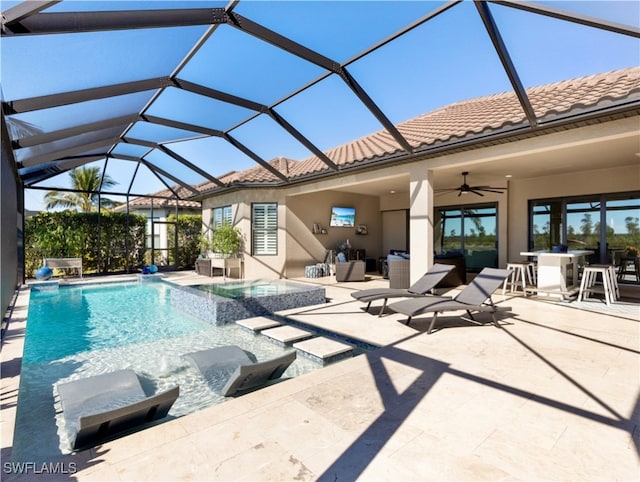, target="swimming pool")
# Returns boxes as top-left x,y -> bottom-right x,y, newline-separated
12,281 -> 328,463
